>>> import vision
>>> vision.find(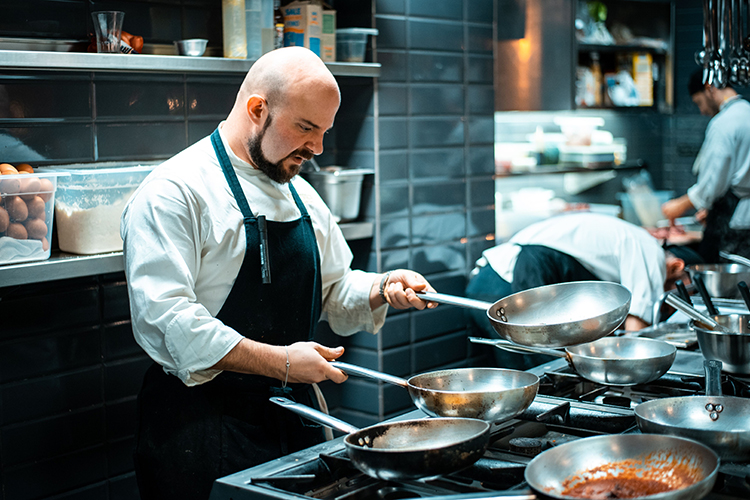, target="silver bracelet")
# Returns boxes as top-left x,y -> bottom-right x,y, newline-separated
379,271 -> 392,304
282,346 -> 290,388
